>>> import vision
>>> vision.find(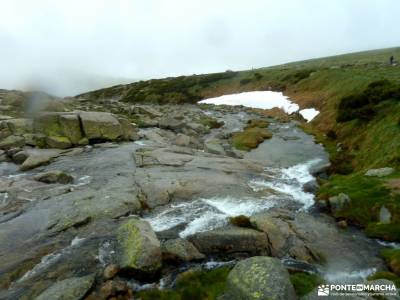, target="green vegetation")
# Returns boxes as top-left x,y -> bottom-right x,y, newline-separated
368,271 -> 400,287
229,215 -> 252,228
77,71 -> 239,105
136,267 -> 230,300
337,80 -> 400,122
282,69 -> 315,85
231,118 -> 272,151
381,249 -> 400,276
289,273 -> 323,297
318,173 -> 400,241
245,118 -> 269,129
232,127 -> 272,151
